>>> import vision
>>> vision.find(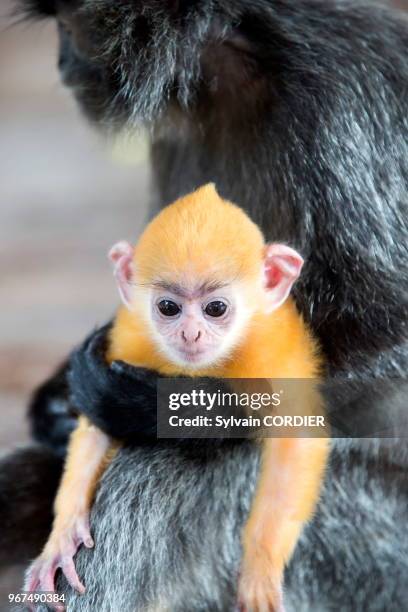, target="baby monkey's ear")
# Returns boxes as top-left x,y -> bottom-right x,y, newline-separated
108,241 -> 135,308
263,244 -> 304,313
